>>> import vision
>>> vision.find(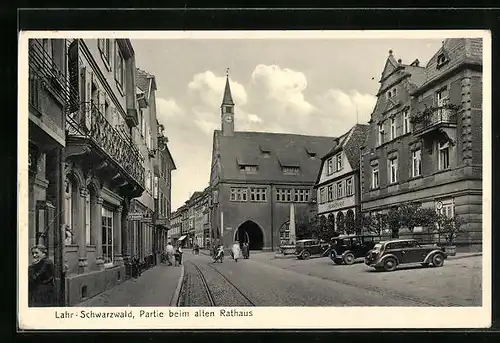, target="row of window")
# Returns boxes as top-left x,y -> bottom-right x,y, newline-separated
97,39 -> 126,92
229,187 -> 312,203
326,153 -> 343,175
378,109 -> 411,145
318,177 -> 354,204
230,187 -> 268,202
276,188 -> 311,203
379,88 -> 450,146
370,142 -> 450,189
